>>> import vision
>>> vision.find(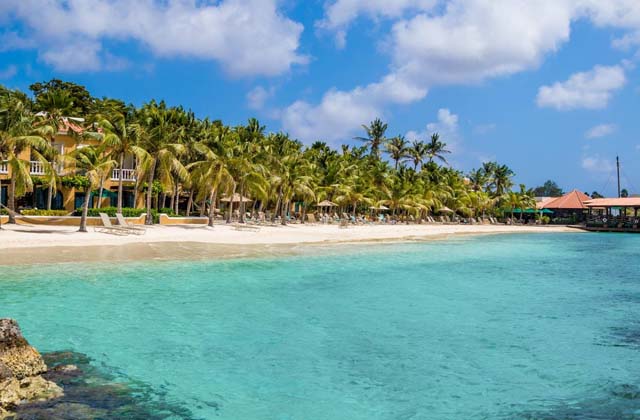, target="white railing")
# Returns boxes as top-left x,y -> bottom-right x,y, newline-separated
111,168 -> 136,182
0,161 -> 7,174
30,161 -> 45,175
